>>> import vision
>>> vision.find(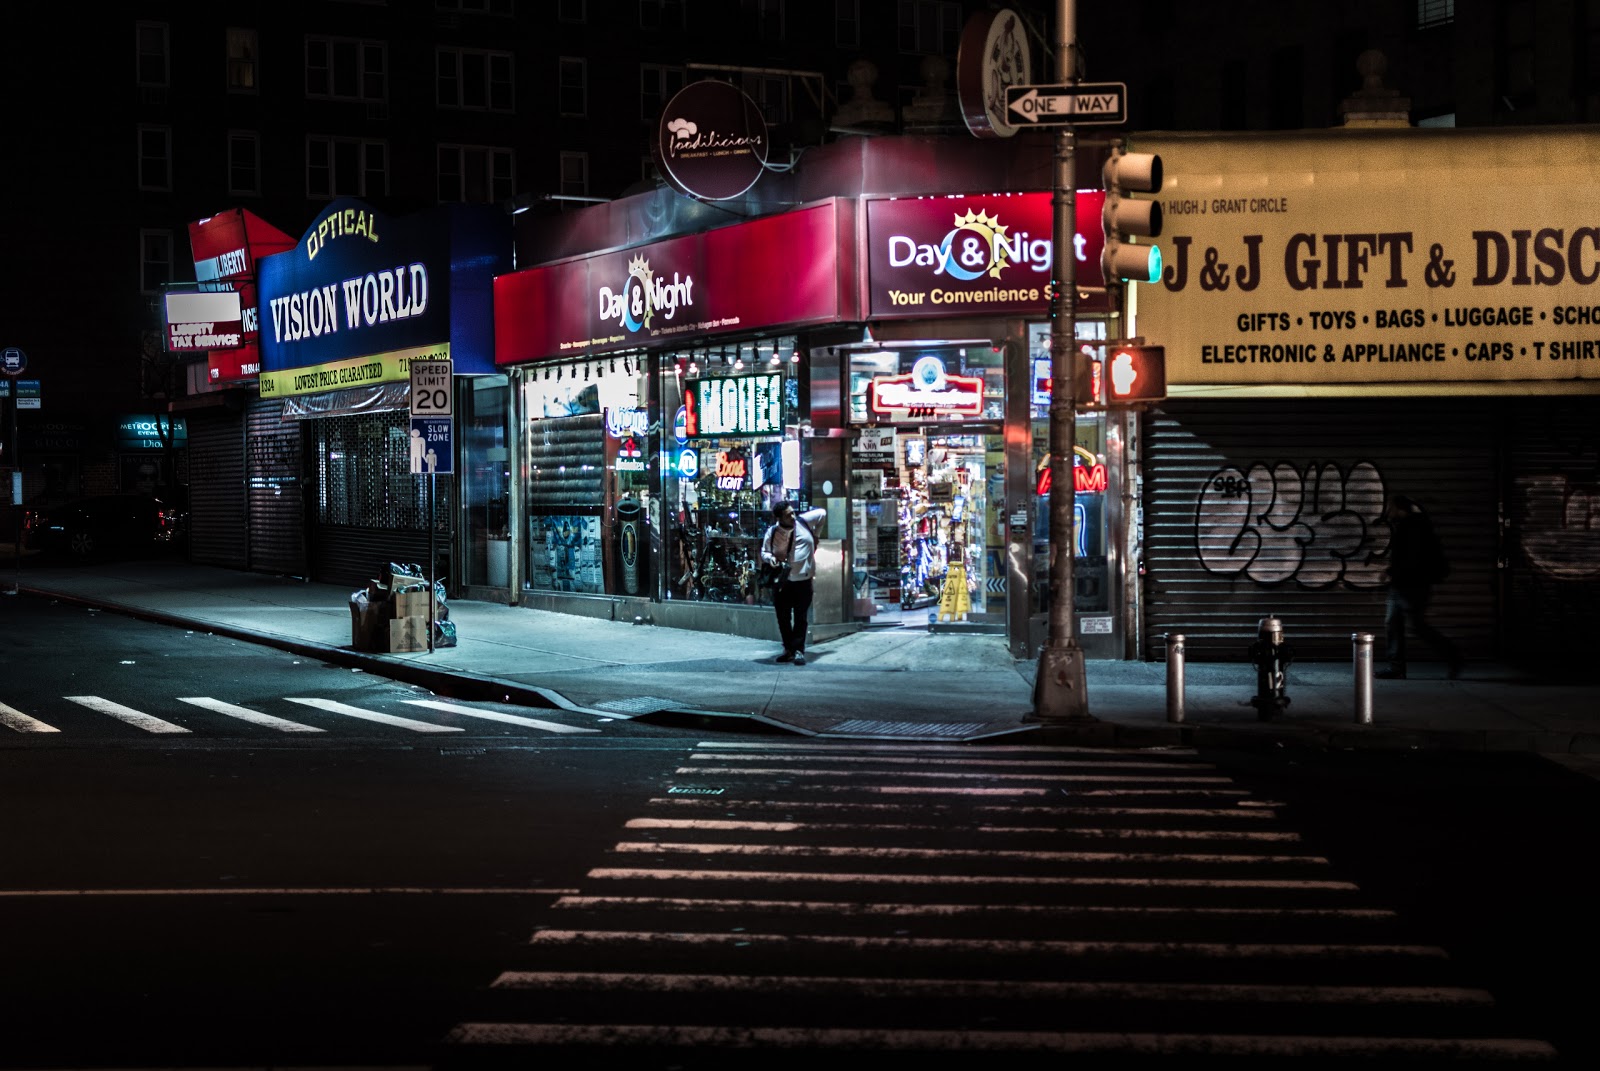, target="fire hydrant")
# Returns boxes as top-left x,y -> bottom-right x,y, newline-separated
1248,614 -> 1293,720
